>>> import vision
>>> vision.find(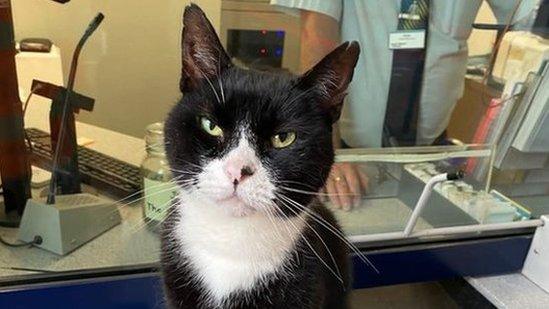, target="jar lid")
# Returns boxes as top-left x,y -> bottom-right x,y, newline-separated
145,122 -> 166,154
